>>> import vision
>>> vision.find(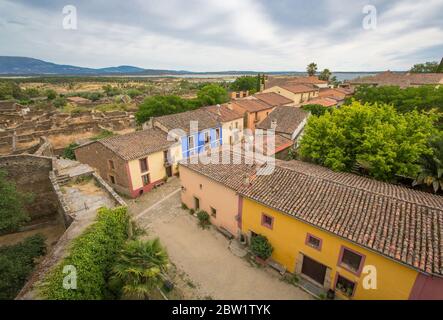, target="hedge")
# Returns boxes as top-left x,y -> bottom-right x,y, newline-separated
0,234 -> 46,299
40,206 -> 129,300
